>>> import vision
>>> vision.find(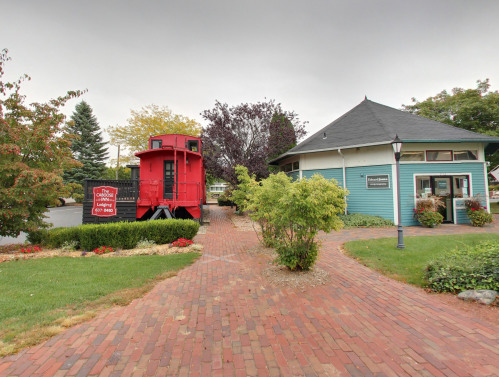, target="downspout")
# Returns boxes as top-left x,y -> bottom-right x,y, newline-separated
337,149 -> 347,215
